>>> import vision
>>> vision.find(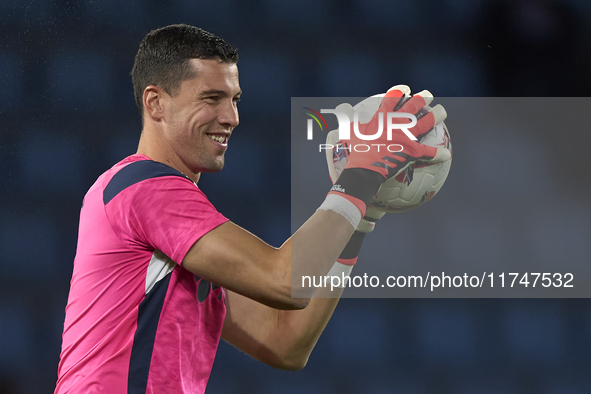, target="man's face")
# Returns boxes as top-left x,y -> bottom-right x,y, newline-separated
164,58 -> 241,175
